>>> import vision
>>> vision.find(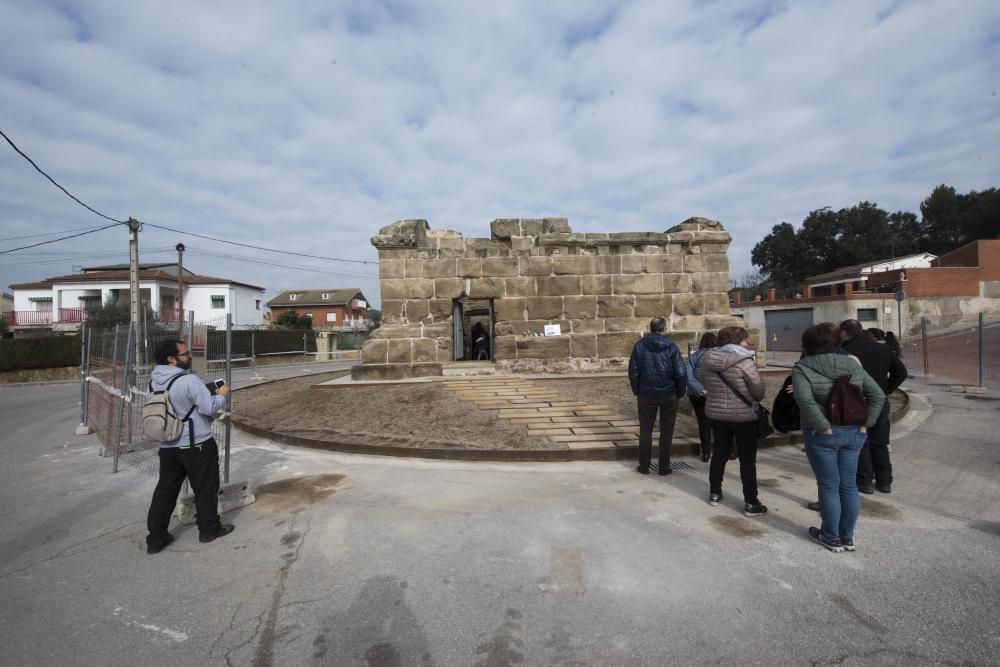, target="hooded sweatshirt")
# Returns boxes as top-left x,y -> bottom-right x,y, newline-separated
628,333 -> 687,398
792,353 -> 885,432
697,343 -> 765,422
149,365 -> 227,447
